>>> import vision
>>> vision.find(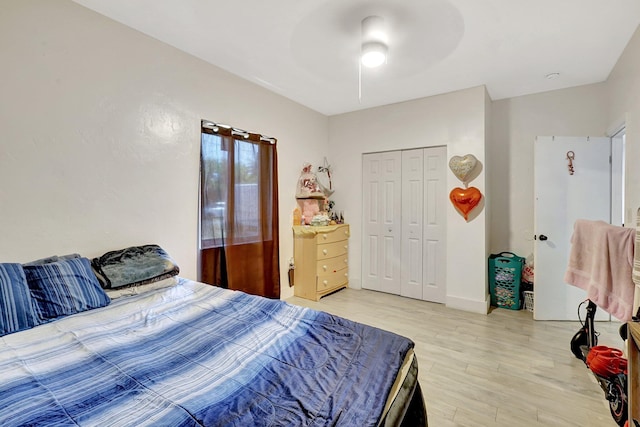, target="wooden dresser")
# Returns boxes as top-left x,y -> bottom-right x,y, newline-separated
293,224 -> 349,301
